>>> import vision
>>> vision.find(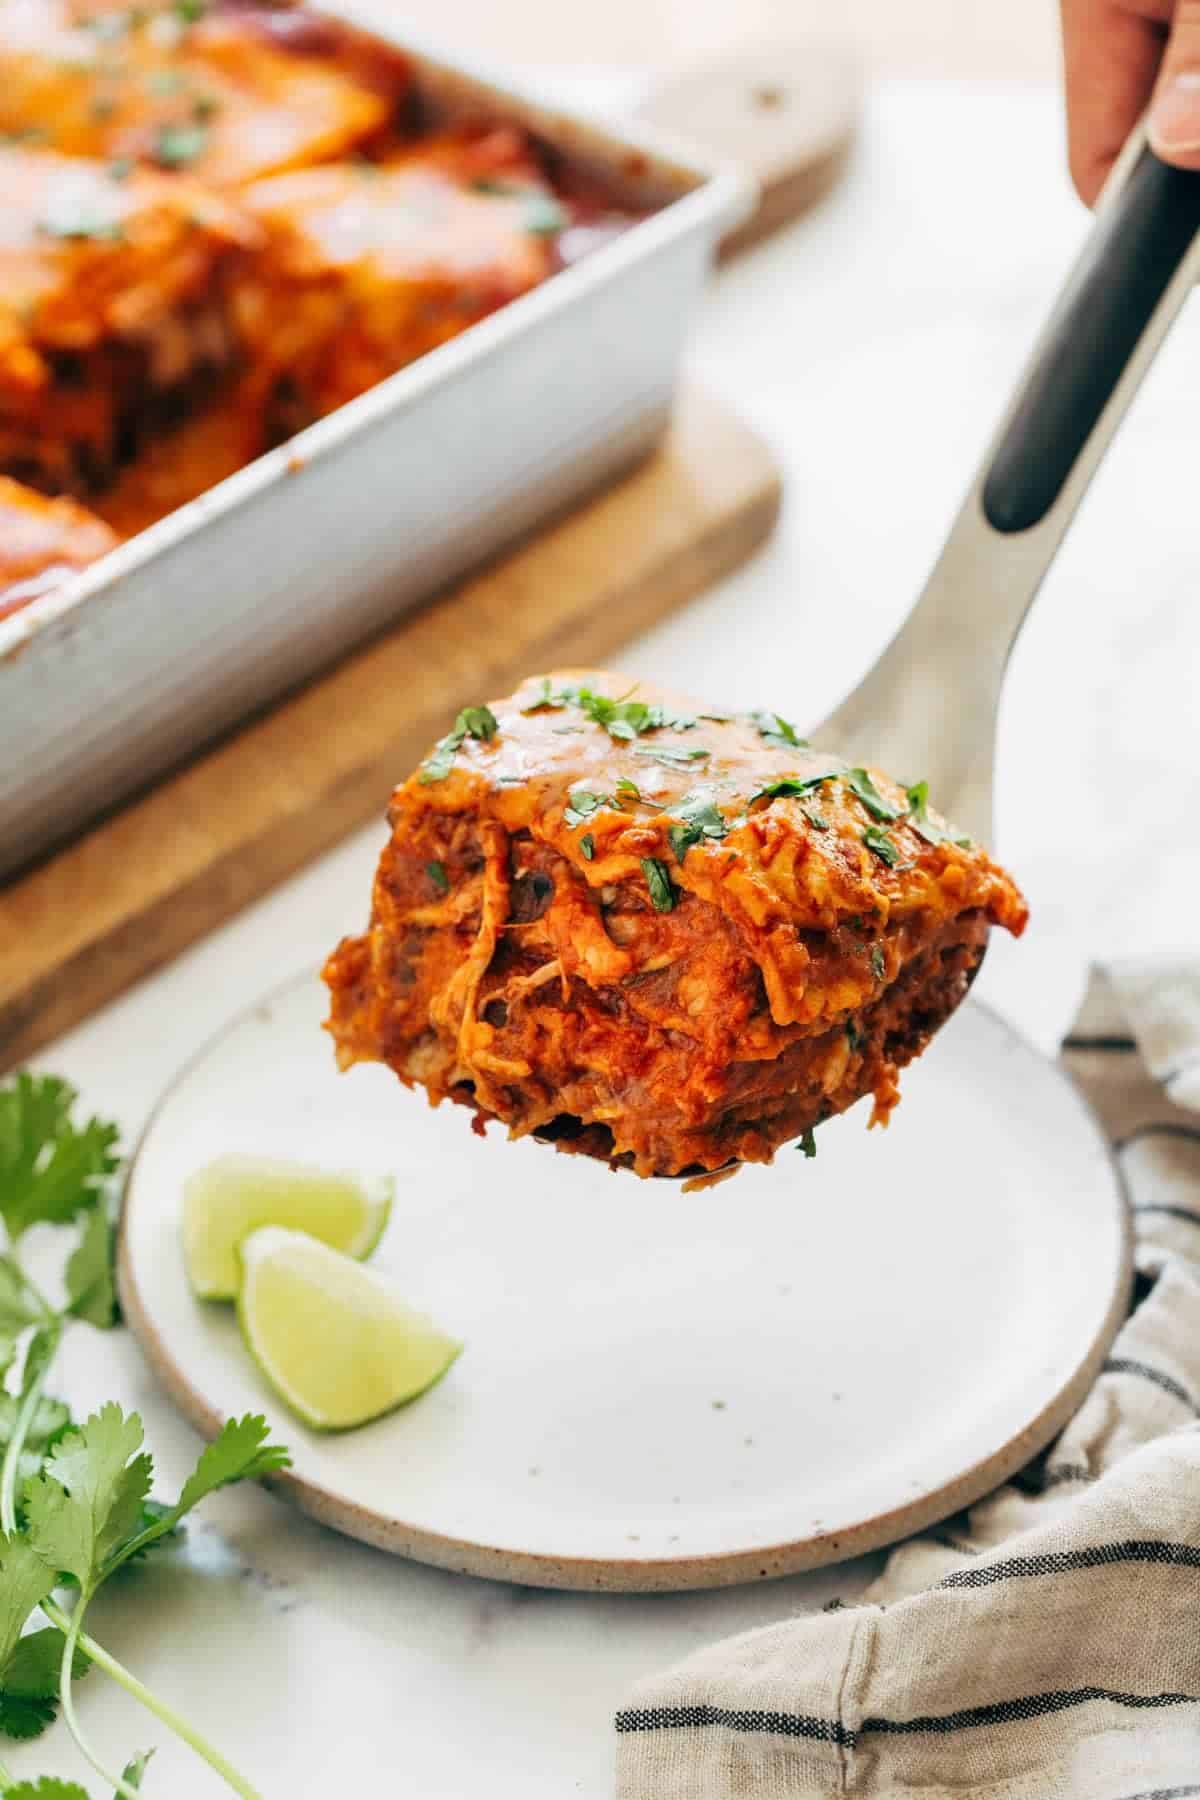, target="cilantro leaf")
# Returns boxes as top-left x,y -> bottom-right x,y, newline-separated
802,806 -> 830,831
641,859 -> 676,913
563,790 -> 615,829
0,1259 -> 44,1335
862,825 -> 904,868
457,705 -> 498,743
175,1414 -> 290,1517
417,704 -> 499,782
2,1781 -> 91,1797
425,861 -> 450,896
615,776 -> 641,800
871,945 -> 886,980
103,1416 -> 290,1577
153,121 -> 209,168
749,772 -> 840,805
0,1076 -> 120,1241
520,677 -> 560,712
26,1405 -> 152,1590
579,834 -> 594,861
845,768 -> 901,822
522,191 -> 568,236
65,1207 -> 118,1330
120,1749 -> 152,1790
0,1534 -> 55,1670
418,732 -> 461,784
0,1629 -> 88,1741
905,780 -> 972,849
666,792 -> 727,862
631,746 -> 710,769
797,1128 -> 817,1159
749,710 -> 807,750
